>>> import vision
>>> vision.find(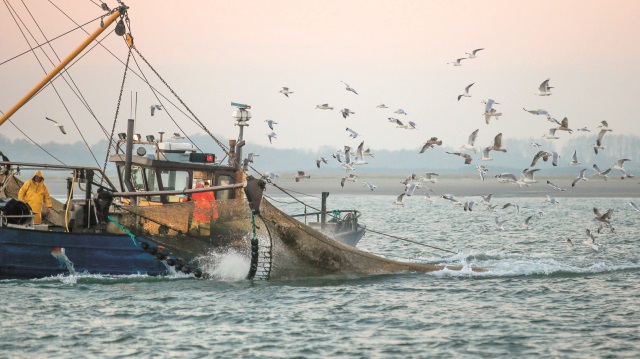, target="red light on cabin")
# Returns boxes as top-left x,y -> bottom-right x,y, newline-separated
206,154 -> 214,162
